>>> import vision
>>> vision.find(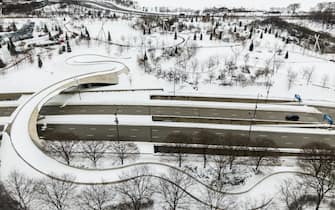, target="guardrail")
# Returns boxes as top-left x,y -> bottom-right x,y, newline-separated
152,115 -> 312,125
151,95 -> 294,103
